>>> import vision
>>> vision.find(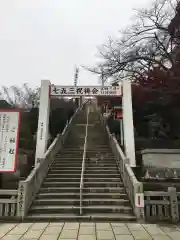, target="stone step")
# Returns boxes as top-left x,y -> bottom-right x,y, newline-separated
47,173 -> 119,178
84,187 -> 125,193
37,192 -> 127,199
84,170 -> 118,174
85,173 -> 120,178
57,155 -> 114,159
82,205 -> 132,214
29,205 -> 80,214
86,153 -> 114,156
55,157 -> 83,161
86,158 -> 116,161
59,149 -> 85,152
65,142 -> 109,144
34,198 -> 129,206
61,149 -> 111,152
86,167 -> 117,170
65,147 -> 112,151
40,187 -> 80,193
34,198 -> 80,205
56,153 -> 83,157
45,177 -> 81,182
54,159 -> 82,162
26,213 -> 136,221
51,163 -> 117,167
52,162 -> 84,165
48,169 -> 82,173
81,199 -> 129,206
43,180 -> 123,187
29,205 -> 132,214
43,182 -> 80,187
86,164 -> 117,168
84,178 -> 121,182
63,144 -> 85,147
49,166 -> 82,170
45,177 -> 121,183
50,165 -> 82,168
40,187 -> 125,193
49,166 -> 117,171
47,173 -> 81,178
86,159 -> 116,163
54,159 -> 83,163
84,182 -> 123,188
55,156 -> 114,160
